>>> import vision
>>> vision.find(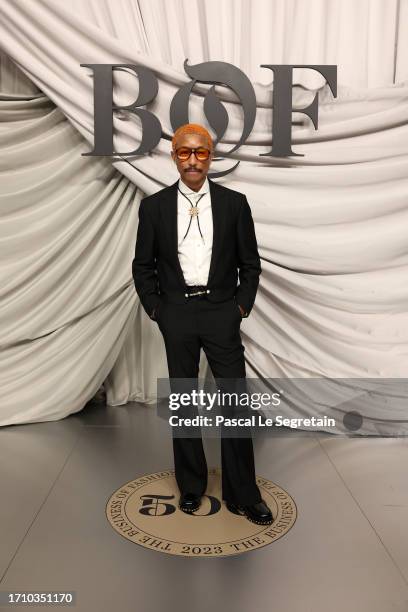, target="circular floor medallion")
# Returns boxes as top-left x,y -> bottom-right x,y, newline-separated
106,467 -> 297,557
